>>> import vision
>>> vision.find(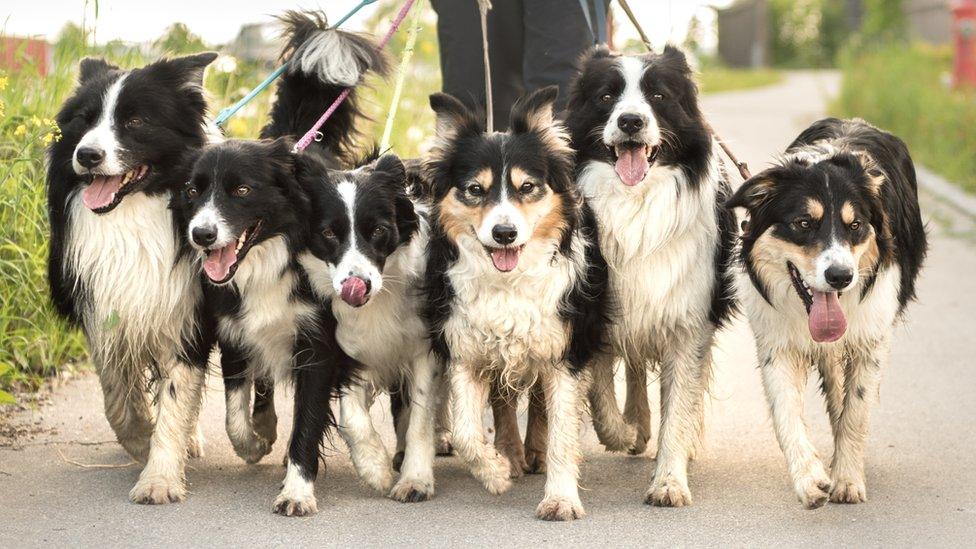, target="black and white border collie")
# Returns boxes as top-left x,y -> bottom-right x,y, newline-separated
298,154 -> 440,503
565,45 -> 737,507
424,86 -> 610,521
177,12 -> 386,516
47,52 -> 219,504
727,118 -> 926,508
